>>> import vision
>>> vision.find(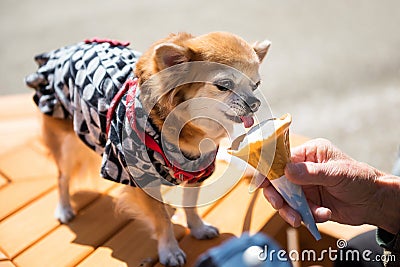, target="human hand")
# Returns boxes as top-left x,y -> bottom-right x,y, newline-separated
262,138 -> 400,234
